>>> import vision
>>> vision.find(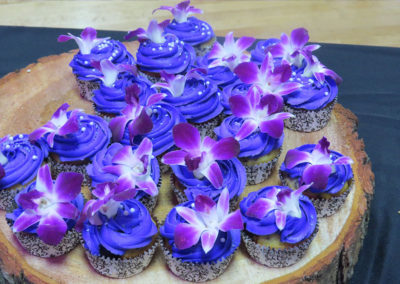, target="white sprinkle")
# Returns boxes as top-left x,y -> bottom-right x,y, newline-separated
324,91 -> 329,96
296,78 -> 301,81
191,203 -> 195,207
80,116 -> 84,120
175,39 -> 179,43
261,46 -> 265,49
130,208 -> 135,213
207,31 -> 211,35
108,56 -> 113,60
27,69 -> 31,73
206,81 -> 210,85
159,46 -> 163,50
18,134 -> 23,138
201,27 -> 205,31
120,204 -> 124,209
32,155 -> 38,160
81,127 -> 86,132
180,41 -> 184,45
84,61 -> 89,65
89,121 -> 94,126
201,32 -> 205,36
289,78 -> 294,81
123,210 -> 129,216
169,47 -> 173,51
8,137 -> 13,141
143,42 -> 147,46
195,25 -> 199,29
152,48 -> 156,51
86,229 -> 90,232
198,91 -> 203,95
220,237 -> 226,243
292,72 -> 296,76
308,78 -> 314,83
5,145 -> 10,149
